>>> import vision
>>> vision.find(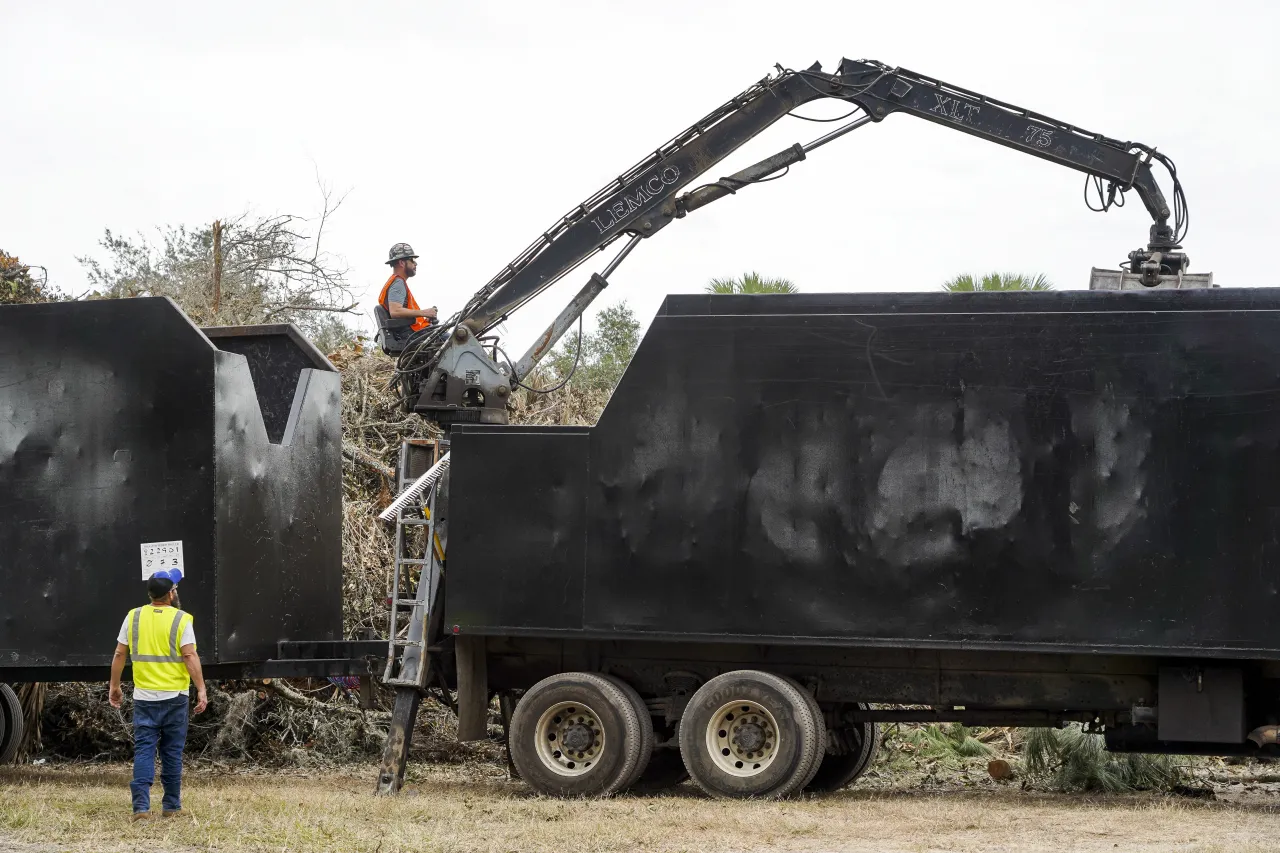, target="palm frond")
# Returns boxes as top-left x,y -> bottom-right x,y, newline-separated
1022,725 -> 1183,792
706,271 -> 798,294
943,272 -> 1054,292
